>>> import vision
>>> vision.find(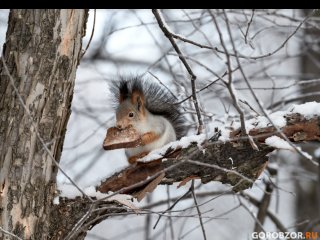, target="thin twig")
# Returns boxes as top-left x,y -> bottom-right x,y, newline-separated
175,72 -> 226,105
241,192 -> 290,234
152,9 -> 314,61
132,10 -> 180,83
166,186 -> 175,240
181,9 -> 222,60
268,91 -> 320,110
179,204 -> 241,239
223,9 -> 318,166
208,10 -> 247,138
0,227 -> 23,240
145,189 -> 290,237
153,184 -> 192,229
65,203 -> 96,240
145,194 -> 152,240
253,182 -> 273,232
147,71 -> 178,100
237,195 -> 267,233
191,180 -> 207,240
239,99 -> 260,116
186,160 -> 255,186
152,9 -> 204,134
244,9 -> 255,44
81,9 -> 96,59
